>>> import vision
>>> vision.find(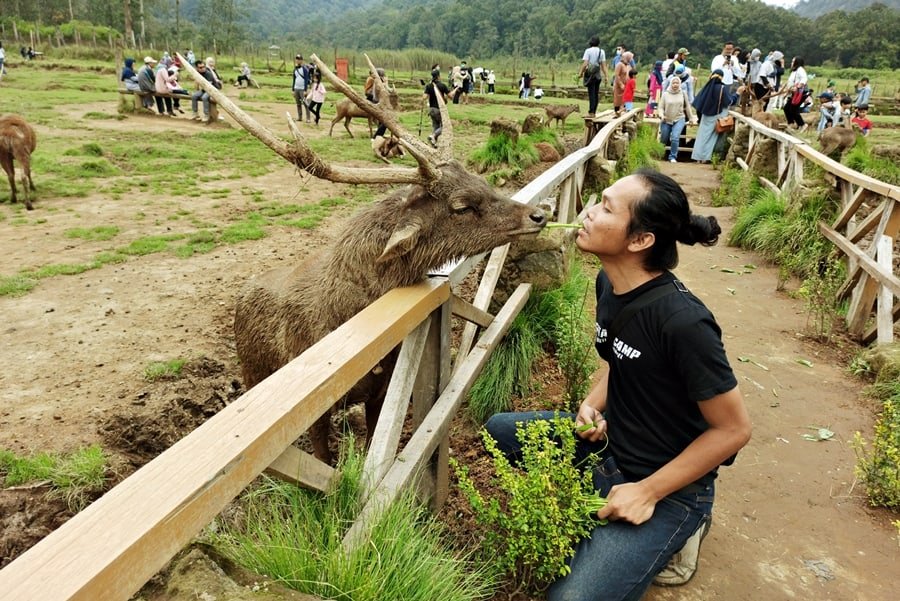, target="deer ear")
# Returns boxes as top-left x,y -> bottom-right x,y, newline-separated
377,223 -> 422,264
